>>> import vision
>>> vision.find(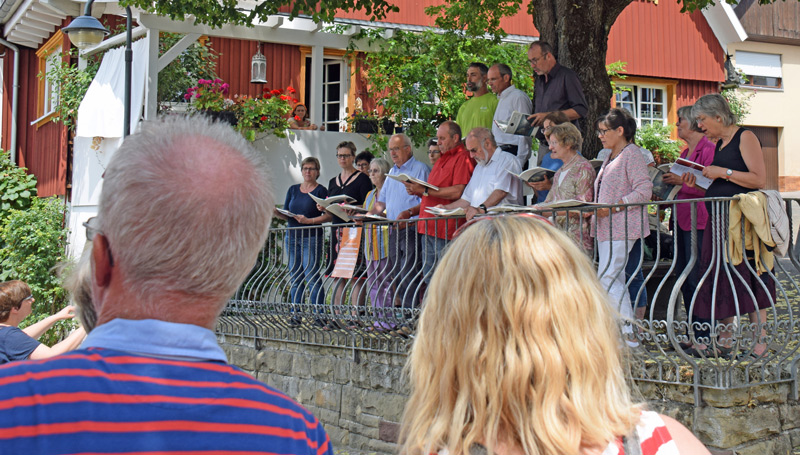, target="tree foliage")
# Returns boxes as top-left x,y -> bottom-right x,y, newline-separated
348,29 -> 532,147
158,33 -> 219,107
122,0 -> 399,28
